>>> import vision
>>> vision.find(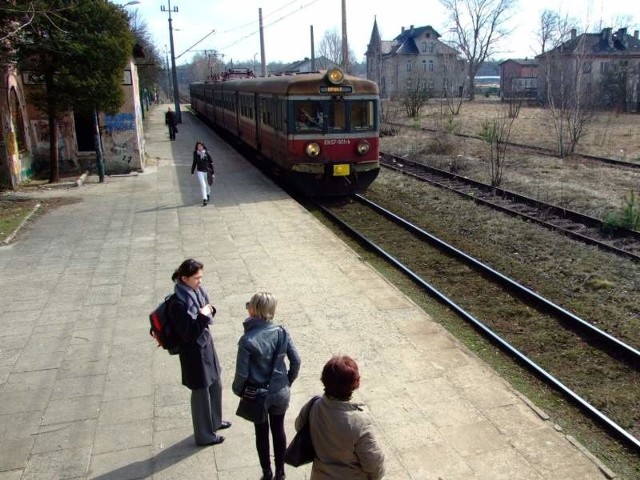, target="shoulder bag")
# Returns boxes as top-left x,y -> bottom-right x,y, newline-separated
236,327 -> 283,424
284,395 -> 321,467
